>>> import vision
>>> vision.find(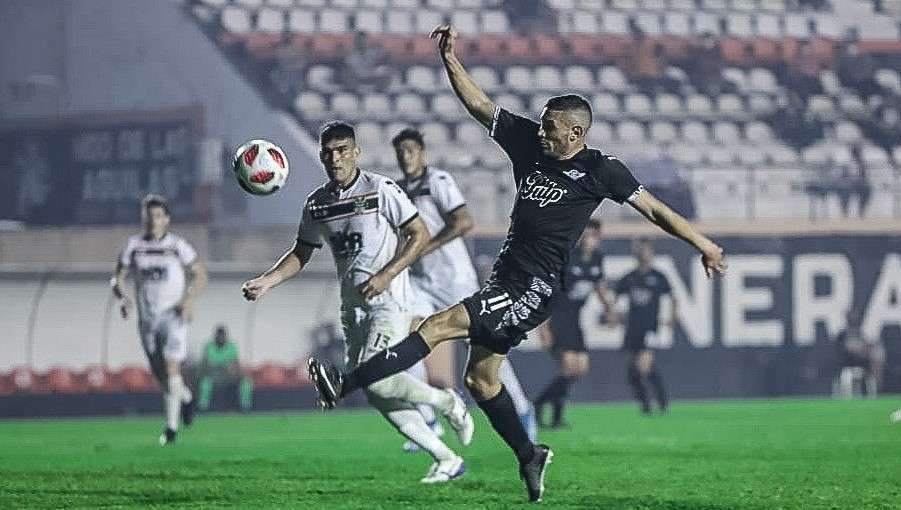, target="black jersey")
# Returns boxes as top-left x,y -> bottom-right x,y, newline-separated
615,268 -> 672,333
488,107 -> 642,281
557,249 -> 605,310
